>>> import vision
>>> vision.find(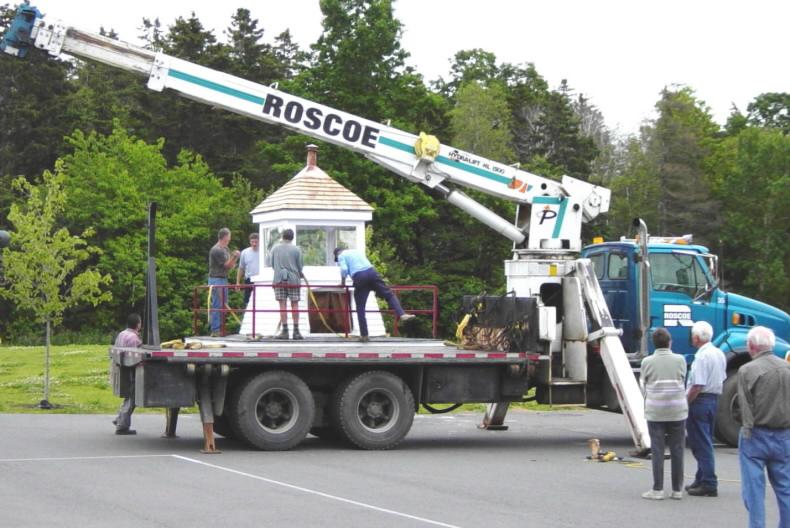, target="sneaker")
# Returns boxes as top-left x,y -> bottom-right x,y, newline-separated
292,329 -> 304,340
684,482 -> 699,492
275,328 -> 289,340
641,489 -> 664,500
670,491 -> 683,500
687,486 -> 717,497
115,428 -> 137,435
400,313 -> 416,322
210,332 -> 220,337
358,336 -> 370,343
